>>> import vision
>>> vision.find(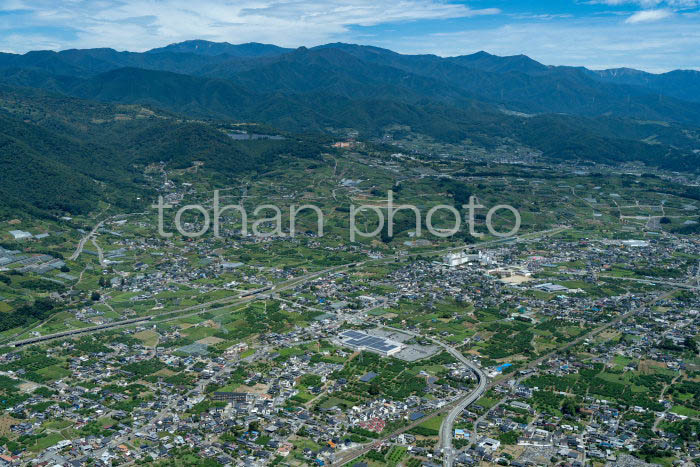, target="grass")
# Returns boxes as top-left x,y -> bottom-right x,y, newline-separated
649,457 -> 675,467
43,419 -> 73,430
319,396 -> 355,410
0,415 -> 18,436
367,309 -> 388,316
240,348 -> 255,358
670,405 -> 700,417
29,432 -> 66,451
385,445 -> 407,467
291,437 -> 321,457
133,330 -> 159,347
476,396 -> 500,409
418,414 -> 445,431
37,364 -> 71,381
612,355 -> 635,370
217,383 -> 241,392
182,326 -> 218,340
292,389 -> 316,403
